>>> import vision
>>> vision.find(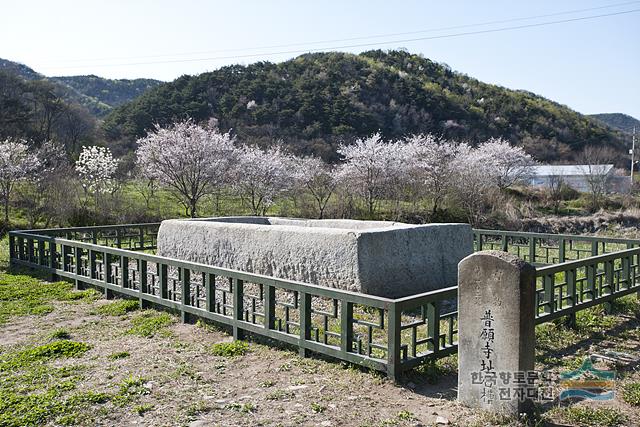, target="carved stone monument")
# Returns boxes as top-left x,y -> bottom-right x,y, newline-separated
458,250 -> 536,415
